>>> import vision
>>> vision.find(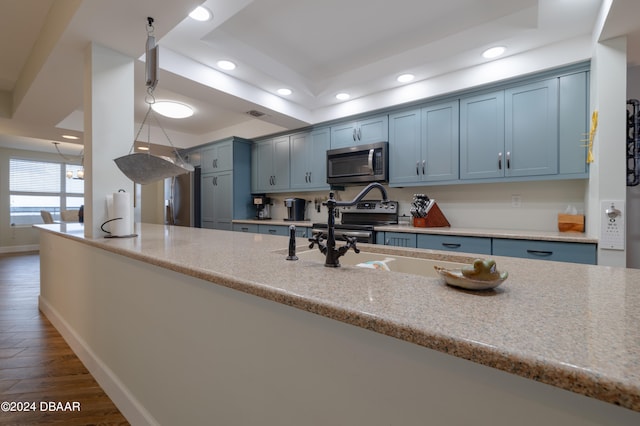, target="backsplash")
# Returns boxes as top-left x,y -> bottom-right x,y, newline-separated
264,179 -> 587,232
